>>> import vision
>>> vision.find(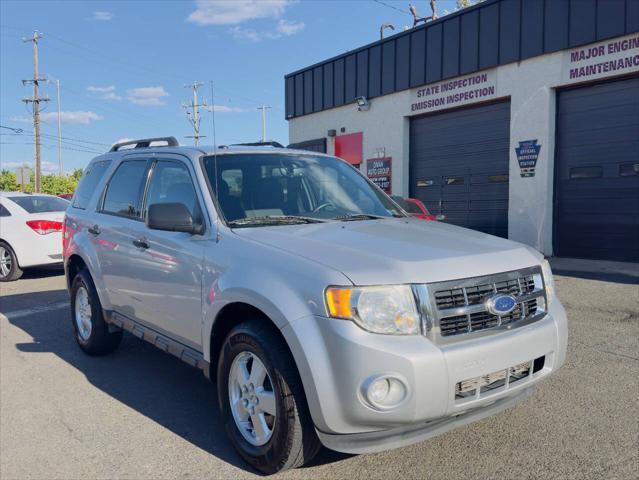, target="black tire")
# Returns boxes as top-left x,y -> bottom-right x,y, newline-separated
70,268 -> 122,355
217,320 -> 321,474
0,241 -> 23,282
